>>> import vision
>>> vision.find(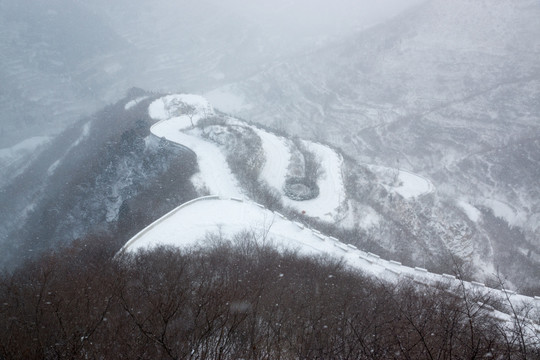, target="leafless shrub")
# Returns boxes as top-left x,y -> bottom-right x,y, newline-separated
0,233 -> 538,359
